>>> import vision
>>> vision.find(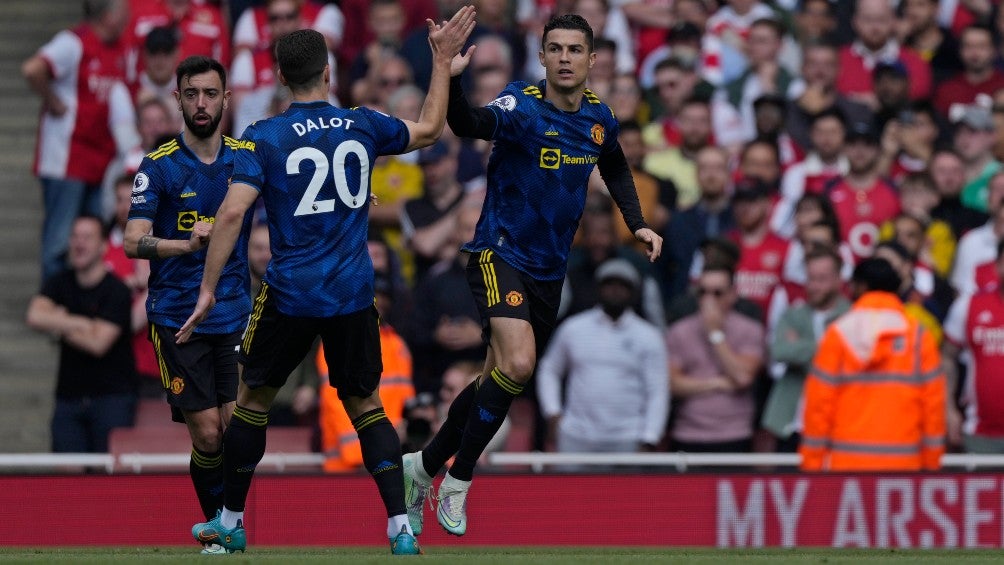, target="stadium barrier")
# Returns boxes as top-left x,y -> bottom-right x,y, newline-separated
3,471 -> 1004,548
3,453 -> 1004,548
